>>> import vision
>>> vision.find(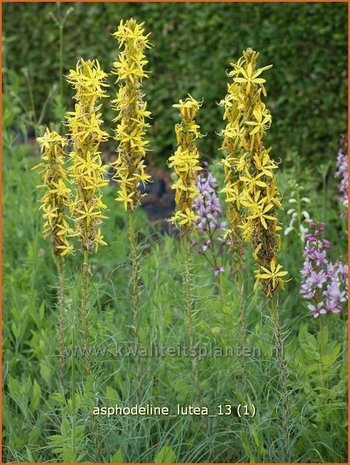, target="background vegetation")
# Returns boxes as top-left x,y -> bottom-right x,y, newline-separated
3,2 -> 347,165
2,2 -> 348,463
